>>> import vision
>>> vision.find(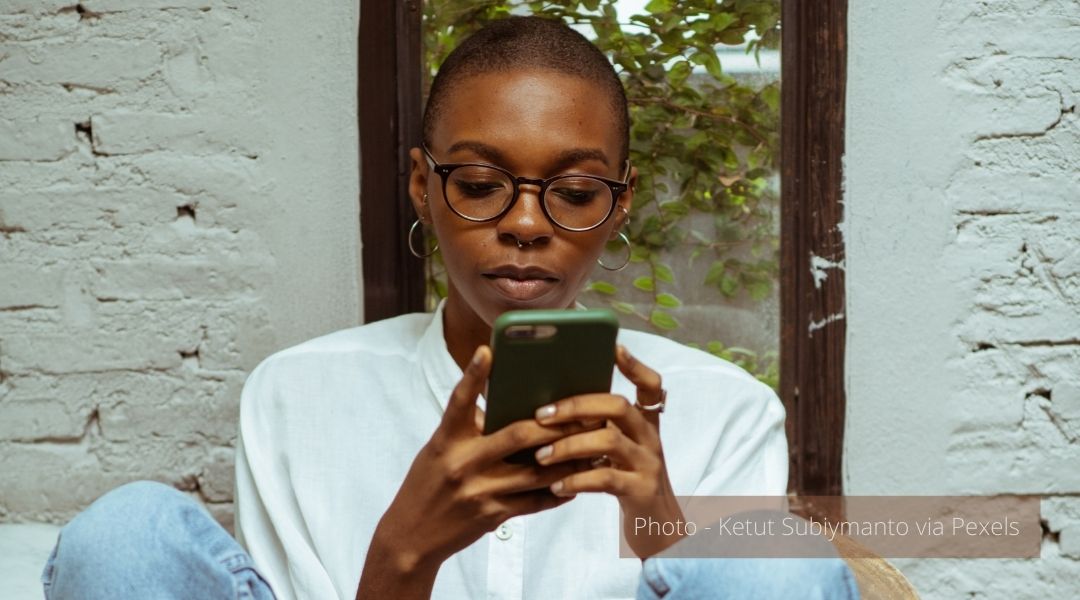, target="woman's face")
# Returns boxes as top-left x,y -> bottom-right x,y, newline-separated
409,69 -> 635,328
